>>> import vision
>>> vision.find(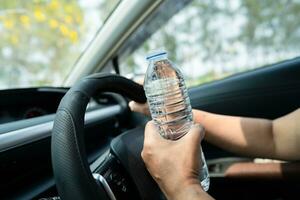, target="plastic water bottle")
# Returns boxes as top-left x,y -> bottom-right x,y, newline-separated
143,50 -> 210,191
